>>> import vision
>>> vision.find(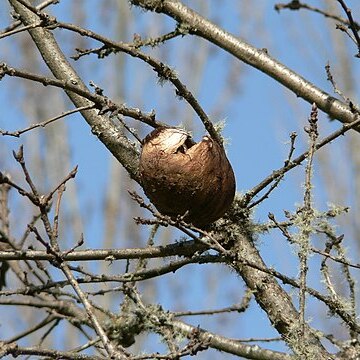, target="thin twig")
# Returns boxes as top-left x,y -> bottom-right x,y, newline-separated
70,337 -> 101,354
325,62 -> 352,103
3,345 -> 105,360
274,0 -> 360,31
4,314 -> 57,343
129,191 -> 229,254
2,247 -> 359,334
43,166 -> 78,205
60,264 -> 128,358
248,132 -> 297,208
0,105 -> 94,137
298,103 -> 318,336
55,21 -> 222,144
38,318 -> 61,345
337,0 -> 360,57
0,63 -> 161,128
334,241 -> 357,339
0,0 -> 59,35
0,22 -> 43,39
131,23 -> 188,49
310,246 -> 360,269
4,146 -> 127,358
242,112 -> 360,206
174,289 -> 252,317
268,213 -> 294,243
0,180 -> 11,290
12,146 -> 40,199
